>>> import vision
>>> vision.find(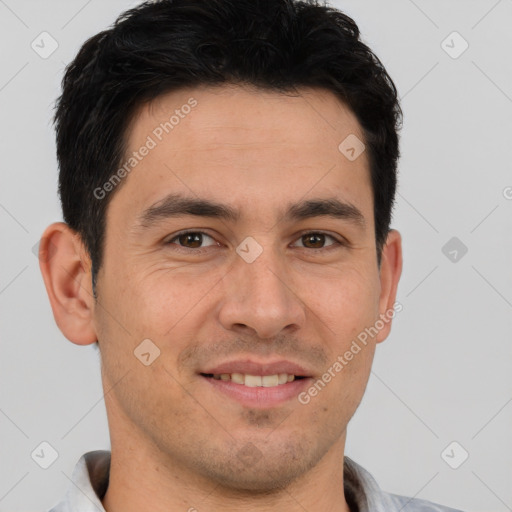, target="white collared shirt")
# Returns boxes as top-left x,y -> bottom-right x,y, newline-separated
47,450 -> 464,512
